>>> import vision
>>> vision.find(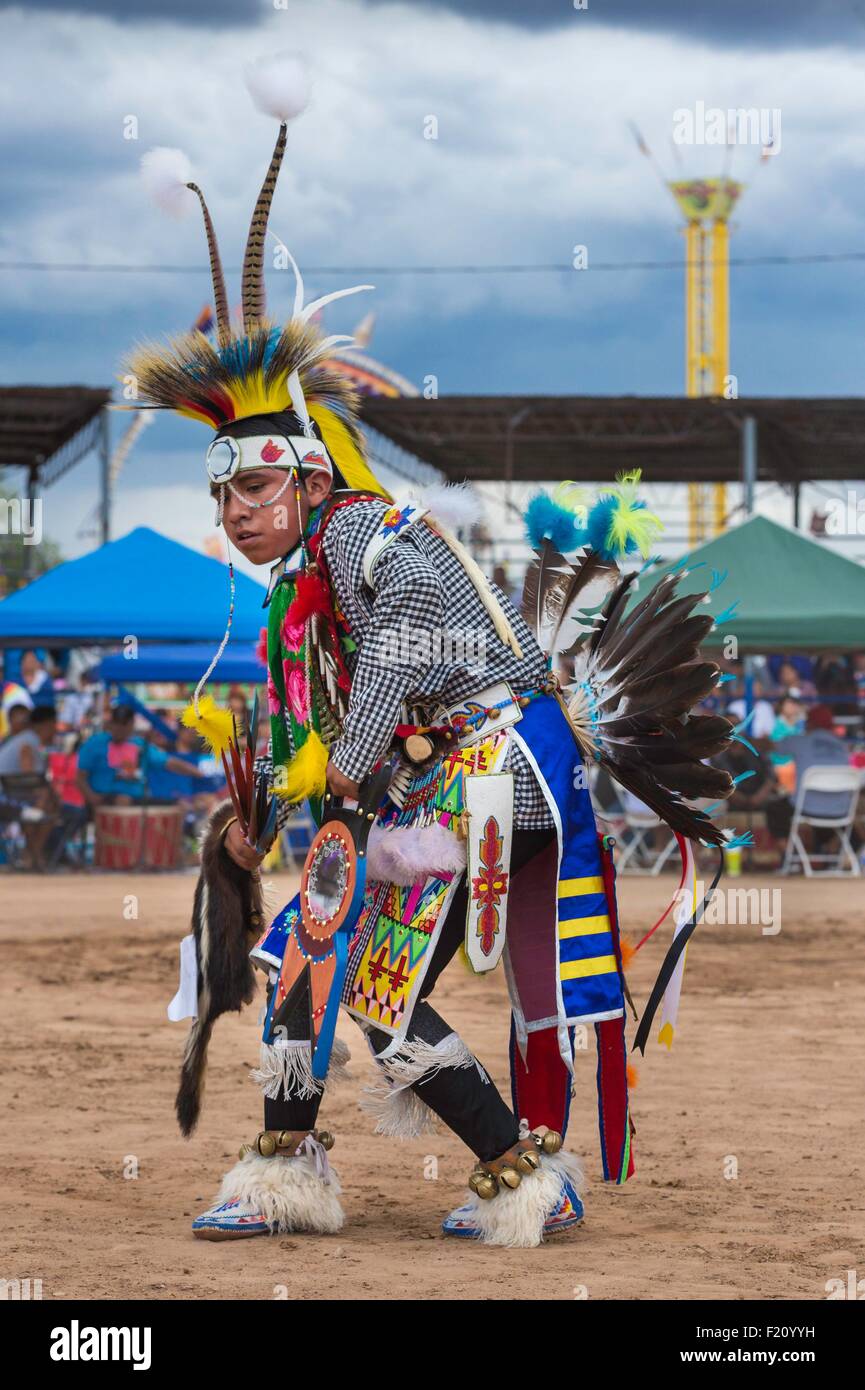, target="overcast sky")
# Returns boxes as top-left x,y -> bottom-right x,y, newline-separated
1,0 -> 864,564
